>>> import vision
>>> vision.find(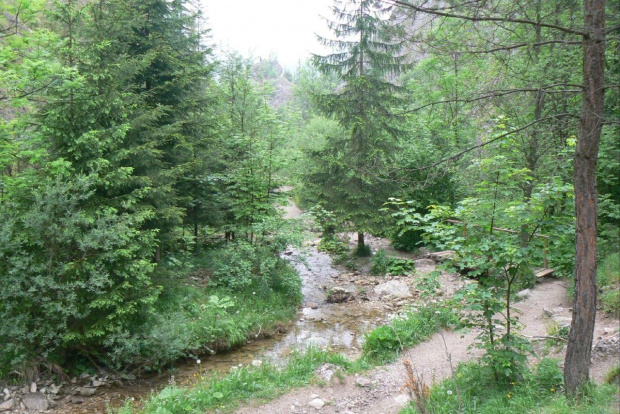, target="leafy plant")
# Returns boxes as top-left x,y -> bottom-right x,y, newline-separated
371,249 -> 390,275
386,258 -> 417,275
353,243 -> 372,257
370,249 -> 416,276
416,271 -> 442,297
